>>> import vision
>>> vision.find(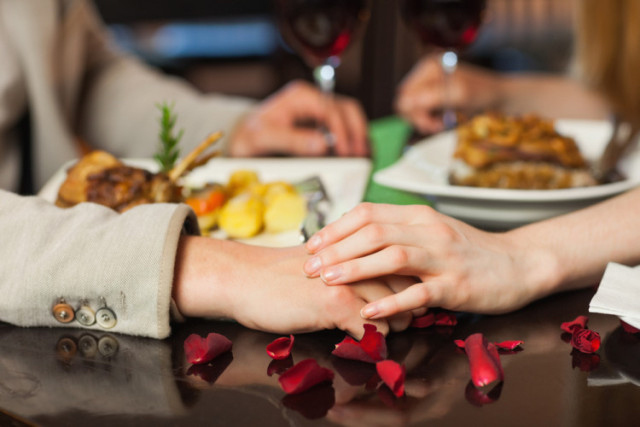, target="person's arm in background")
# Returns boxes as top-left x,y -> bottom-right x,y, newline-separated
76,0 -> 367,158
396,54 -> 610,134
0,190 -> 411,339
302,187 -> 640,319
